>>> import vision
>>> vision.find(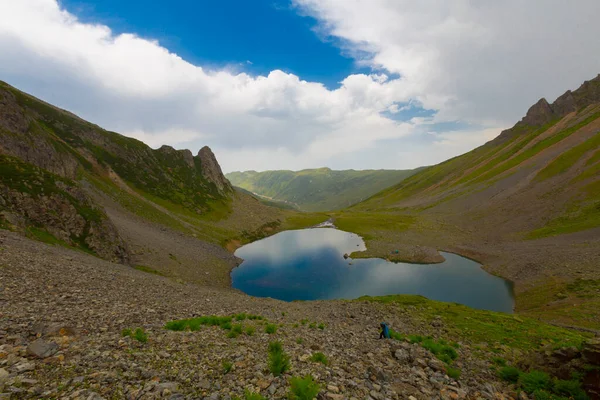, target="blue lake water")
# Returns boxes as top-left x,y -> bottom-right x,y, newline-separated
232,228 -> 514,312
